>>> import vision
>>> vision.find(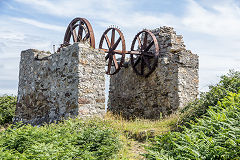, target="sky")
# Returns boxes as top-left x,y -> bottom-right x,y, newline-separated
0,0 -> 239,95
